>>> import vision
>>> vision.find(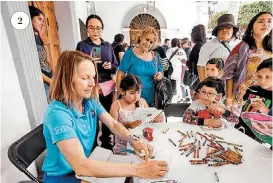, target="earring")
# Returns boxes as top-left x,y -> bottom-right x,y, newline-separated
251,30 -> 253,36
